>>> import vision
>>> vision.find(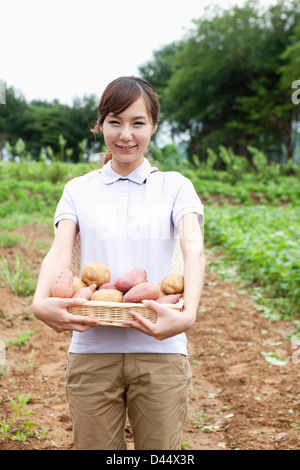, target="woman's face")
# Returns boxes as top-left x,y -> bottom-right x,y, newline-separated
101,96 -> 157,175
